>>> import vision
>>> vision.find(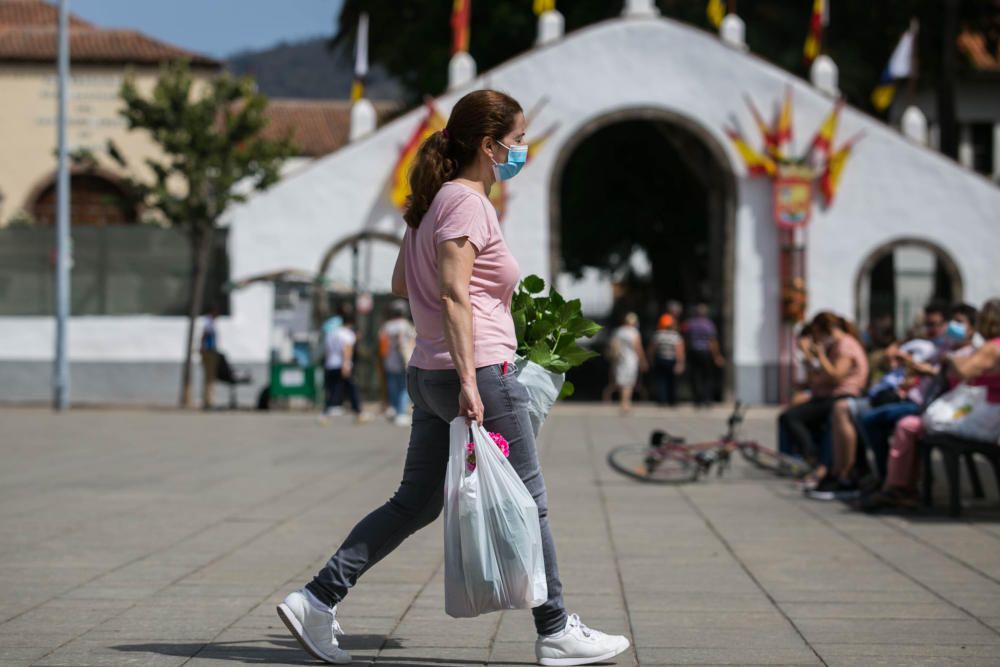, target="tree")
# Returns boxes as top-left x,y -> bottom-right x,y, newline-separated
110,60 -> 296,407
